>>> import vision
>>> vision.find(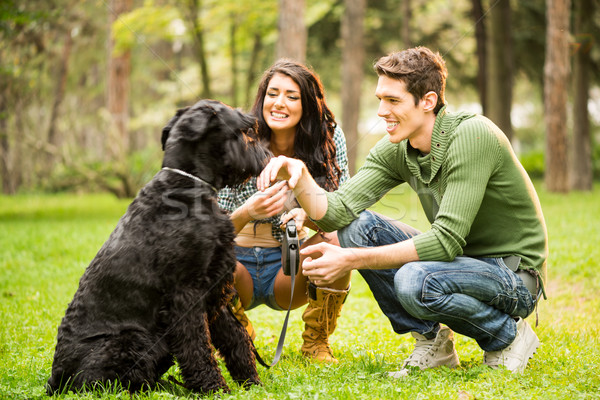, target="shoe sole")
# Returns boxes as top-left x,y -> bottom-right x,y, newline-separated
486,323 -> 541,373
515,334 -> 540,373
